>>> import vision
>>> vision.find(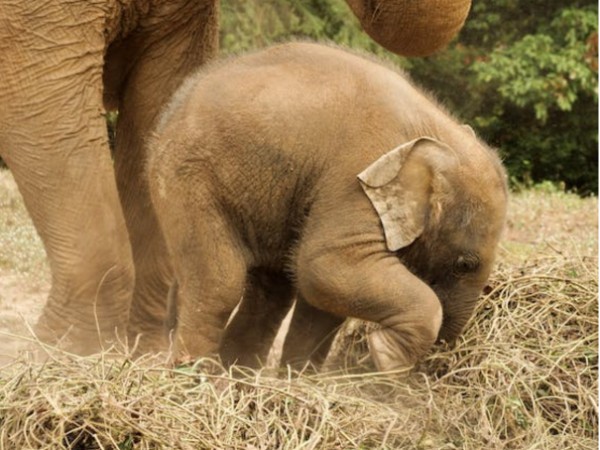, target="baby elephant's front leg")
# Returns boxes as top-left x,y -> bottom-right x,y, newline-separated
297,251 -> 442,372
